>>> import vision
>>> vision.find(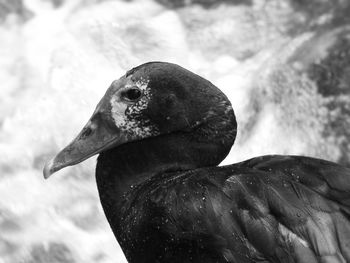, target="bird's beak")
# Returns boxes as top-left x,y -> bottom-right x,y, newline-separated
43,78 -> 129,179
43,111 -> 128,179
